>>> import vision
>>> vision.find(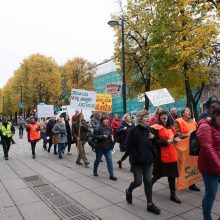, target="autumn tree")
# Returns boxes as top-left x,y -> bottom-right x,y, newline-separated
61,57 -> 95,104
